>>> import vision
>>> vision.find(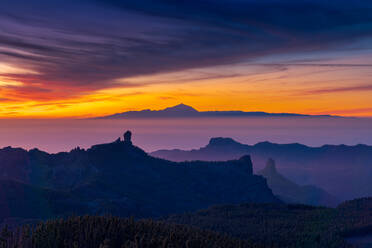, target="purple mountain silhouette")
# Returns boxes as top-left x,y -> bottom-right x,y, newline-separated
97,104 -> 336,119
